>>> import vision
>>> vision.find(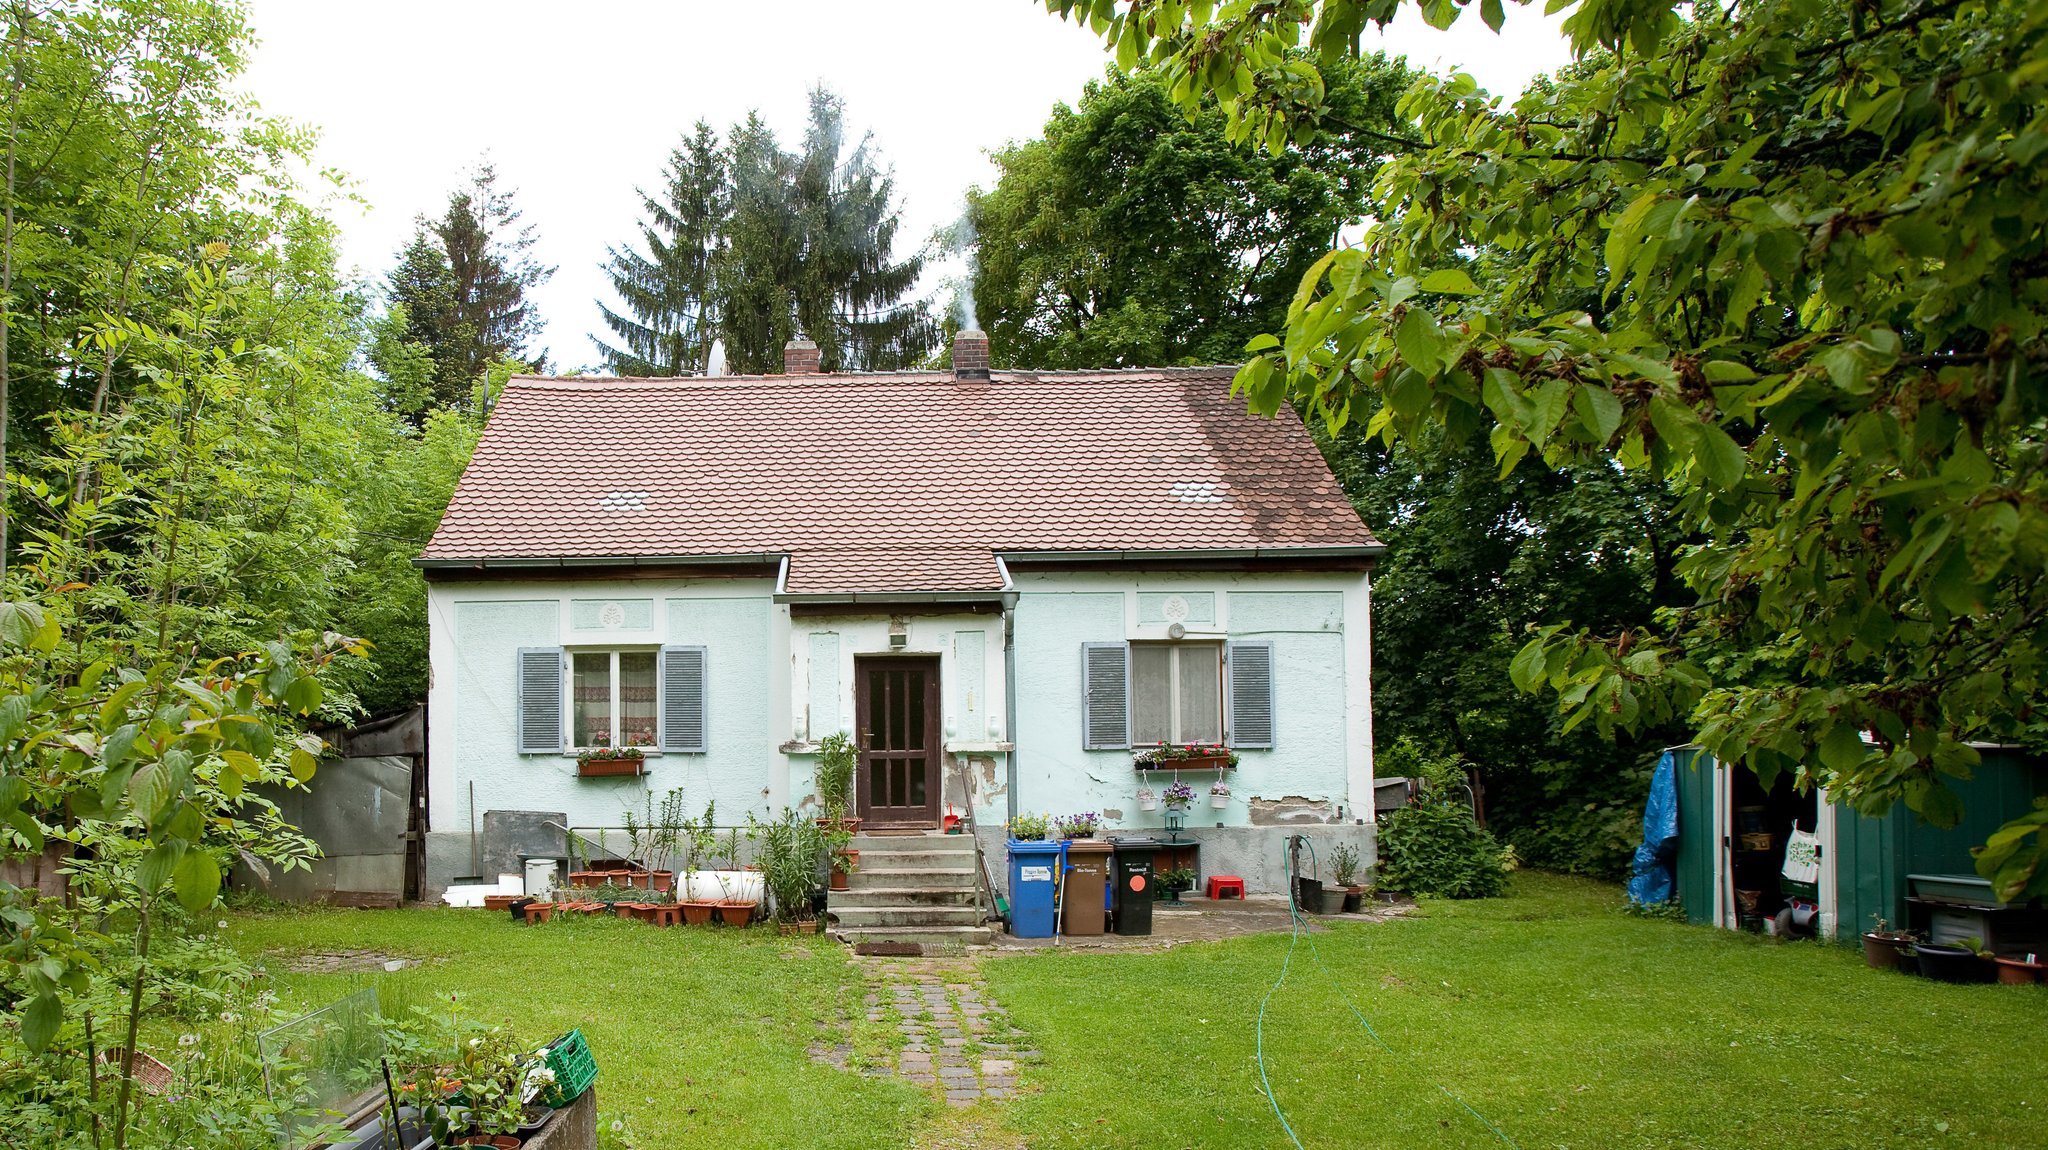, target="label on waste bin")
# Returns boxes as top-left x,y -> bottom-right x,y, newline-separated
1020,865 -> 1052,882
1129,874 -> 1147,892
